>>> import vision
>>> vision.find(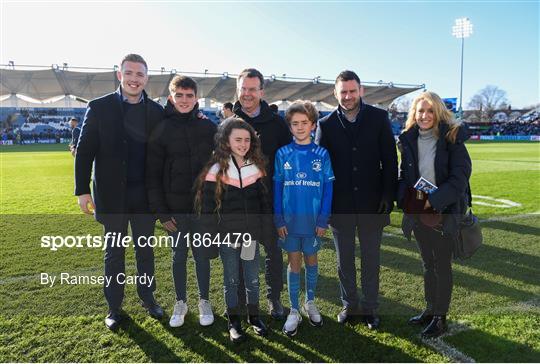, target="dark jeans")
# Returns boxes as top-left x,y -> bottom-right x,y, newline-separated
331,214 -> 383,313
220,244 -> 260,308
103,185 -> 156,312
413,223 -> 454,315
170,215 -> 210,302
